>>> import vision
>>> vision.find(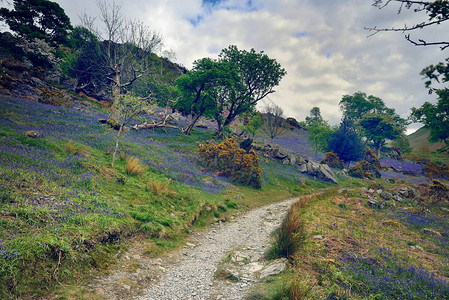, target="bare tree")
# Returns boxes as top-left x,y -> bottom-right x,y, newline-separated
80,1 -> 163,102
262,103 -> 286,141
366,0 -> 449,50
